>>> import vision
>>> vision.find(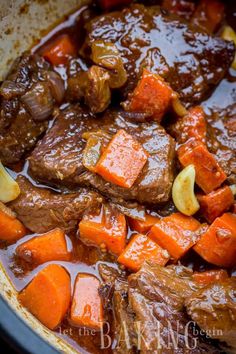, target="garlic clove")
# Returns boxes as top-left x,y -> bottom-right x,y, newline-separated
0,162 -> 20,203
172,164 -> 200,216
229,184 -> 236,196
